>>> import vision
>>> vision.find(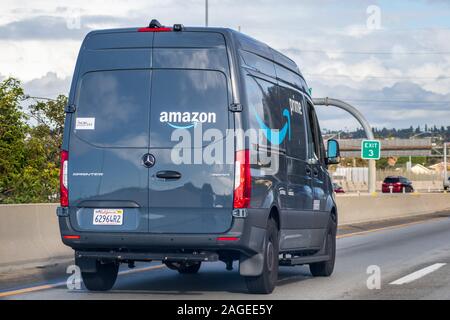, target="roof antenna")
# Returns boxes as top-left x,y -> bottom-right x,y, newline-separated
149,19 -> 163,28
